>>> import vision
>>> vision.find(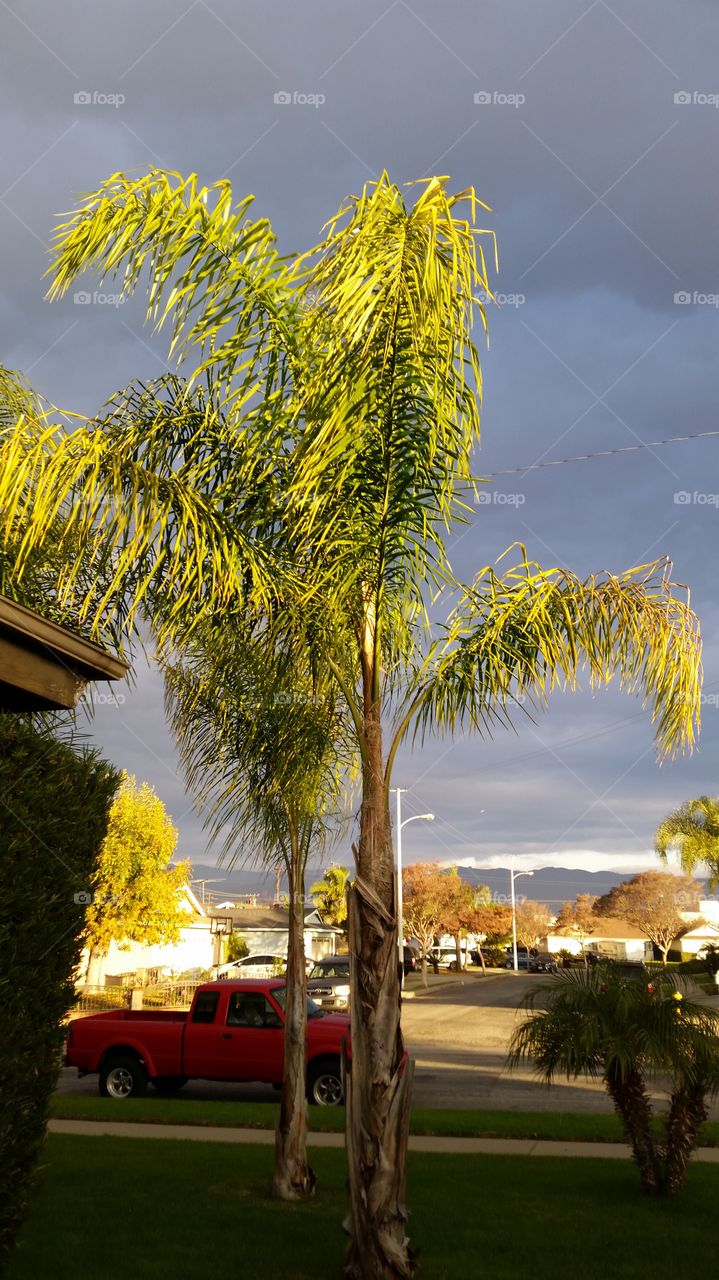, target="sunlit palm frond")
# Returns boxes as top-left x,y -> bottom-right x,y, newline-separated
47,170 -> 298,410
404,551 -> 701,761
0,375 -> 285,646
289,175 -> 496,612
656,796 -> 719,886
